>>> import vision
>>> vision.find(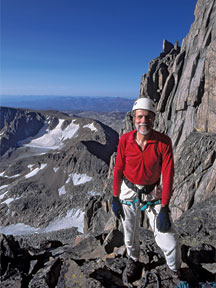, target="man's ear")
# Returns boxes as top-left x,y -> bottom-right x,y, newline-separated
133,110 -> 137,118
